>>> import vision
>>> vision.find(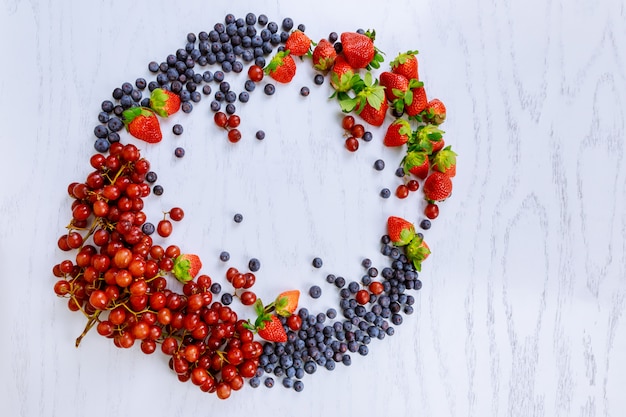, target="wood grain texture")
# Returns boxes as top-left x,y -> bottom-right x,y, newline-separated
1,1 -> 625,416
